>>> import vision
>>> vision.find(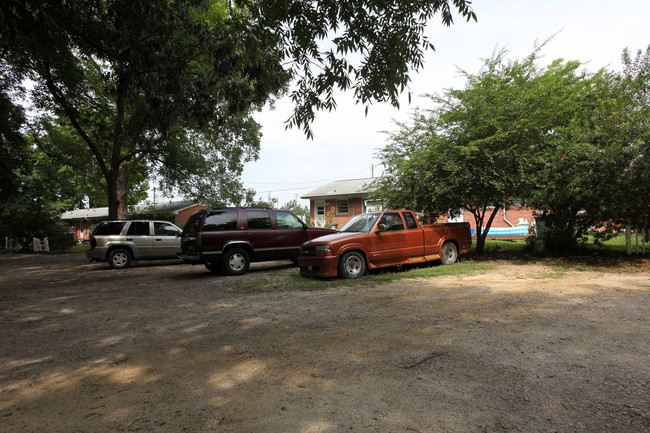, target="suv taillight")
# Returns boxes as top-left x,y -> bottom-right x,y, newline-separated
90,236 -> 96,248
